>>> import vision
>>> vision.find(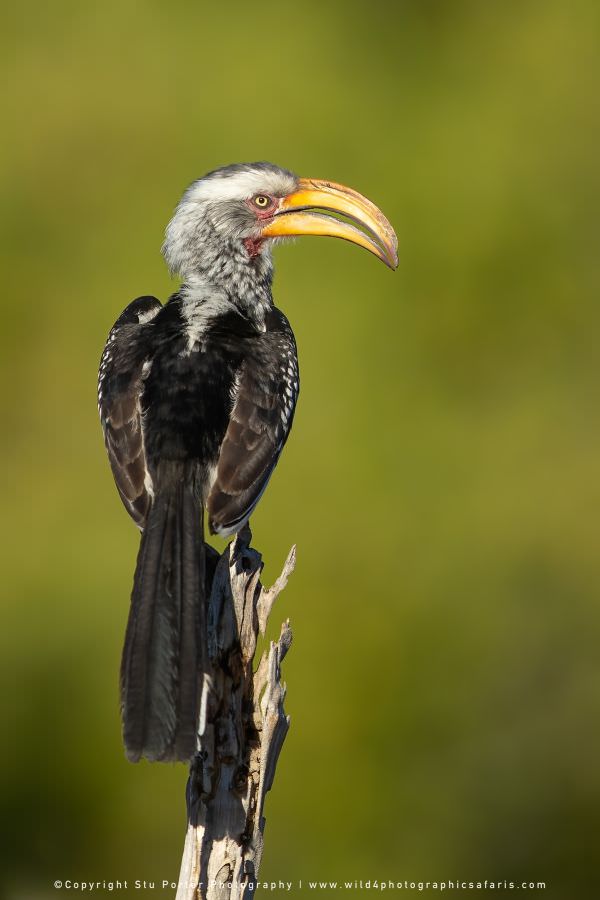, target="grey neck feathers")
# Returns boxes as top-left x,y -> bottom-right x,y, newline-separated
166,219 -> 274,332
